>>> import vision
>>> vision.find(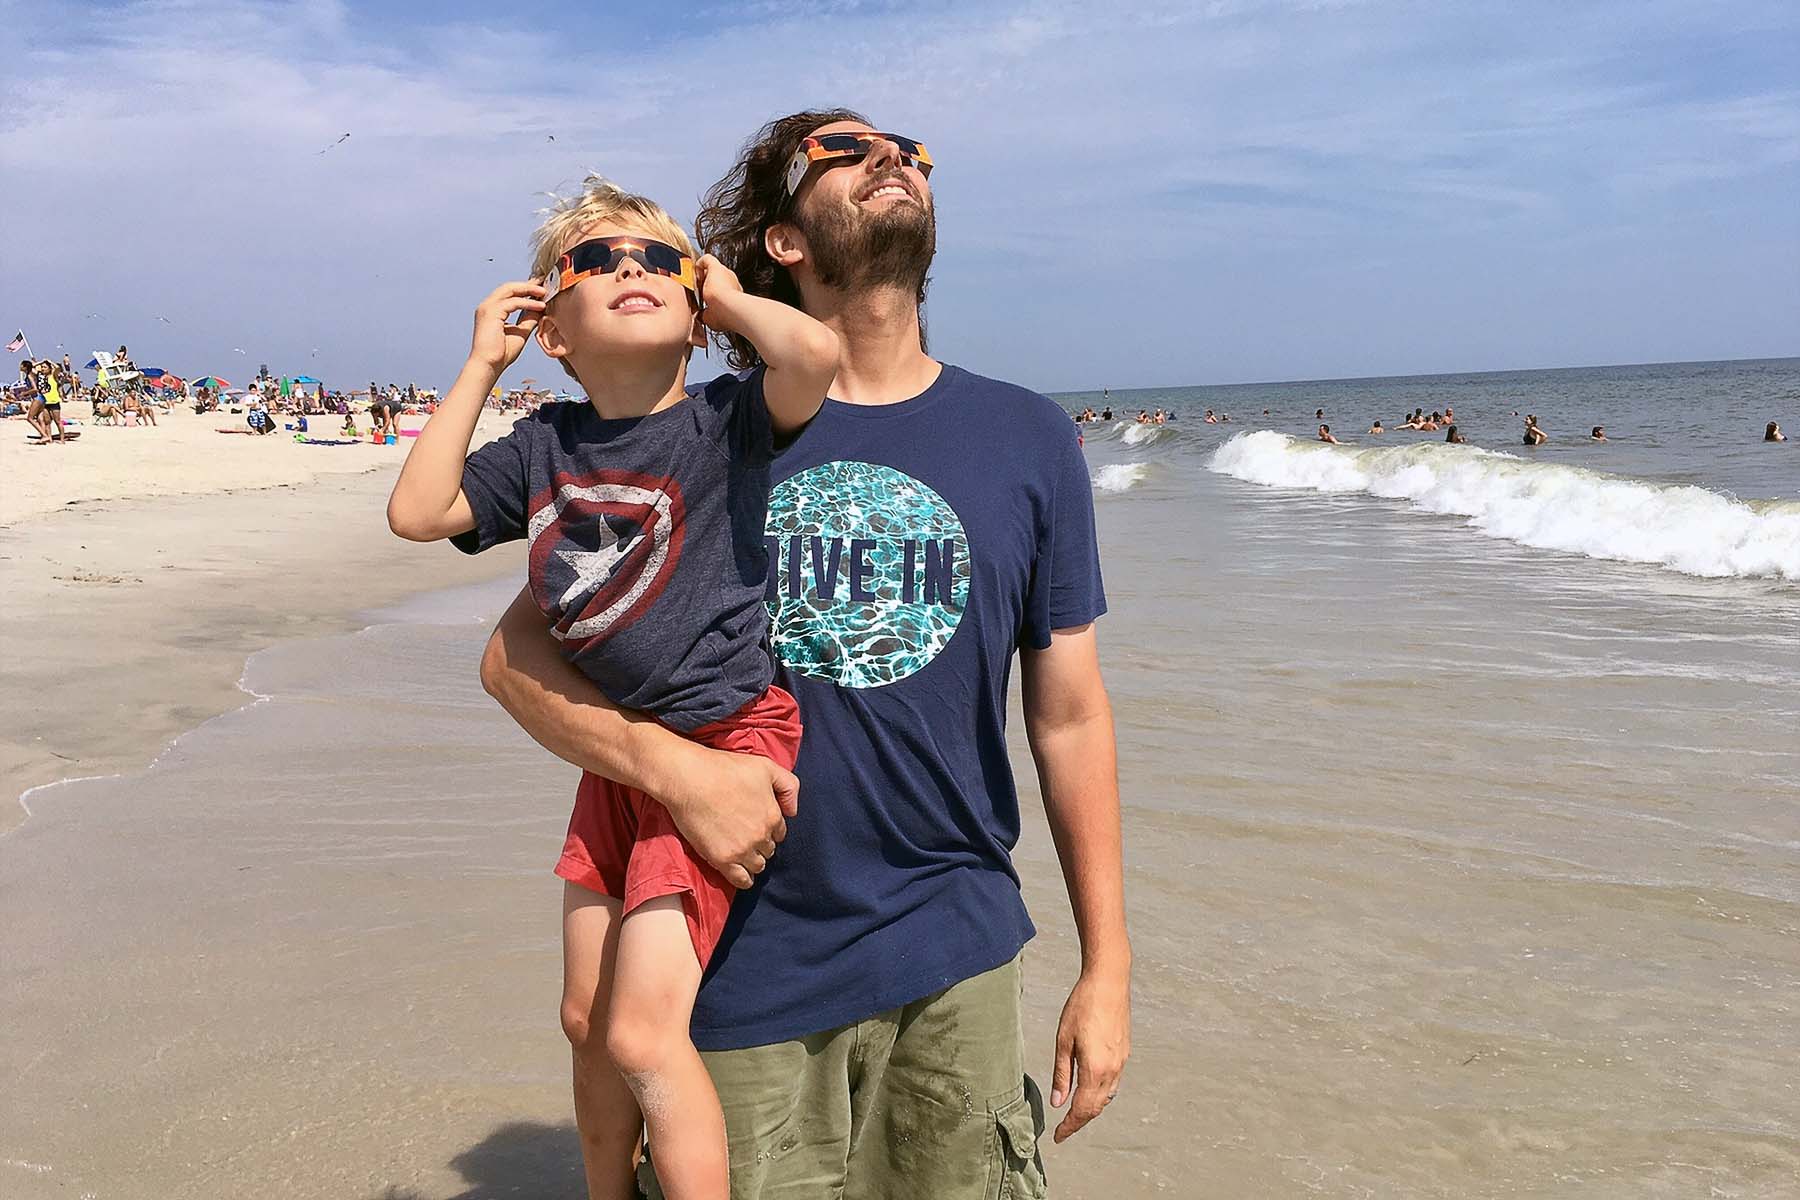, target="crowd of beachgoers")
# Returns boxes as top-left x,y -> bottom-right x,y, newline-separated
1071,397 -> 1787,447
4,343 -> 564,446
